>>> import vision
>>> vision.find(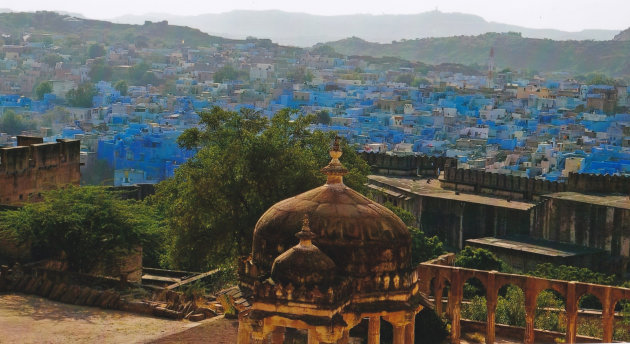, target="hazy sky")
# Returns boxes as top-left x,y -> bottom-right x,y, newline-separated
6,0 -> 630,32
